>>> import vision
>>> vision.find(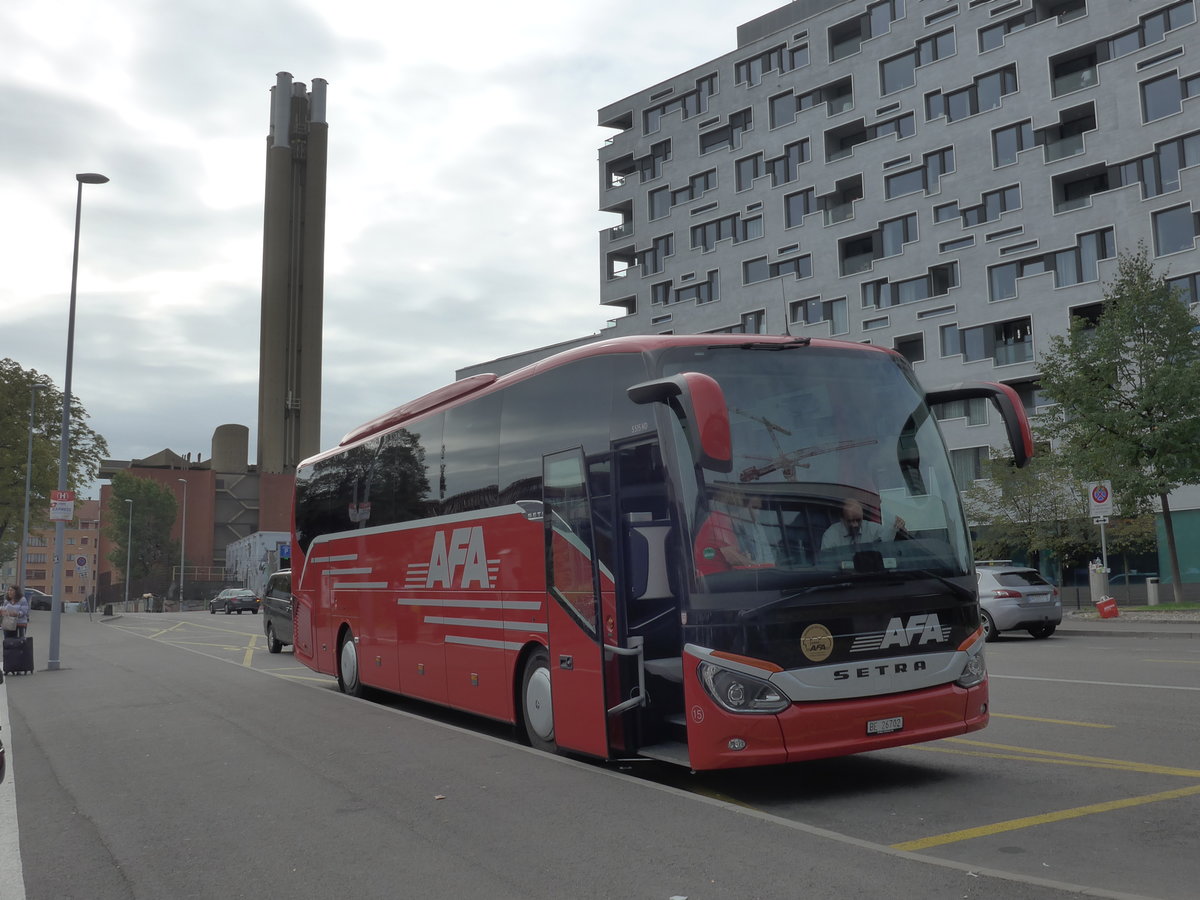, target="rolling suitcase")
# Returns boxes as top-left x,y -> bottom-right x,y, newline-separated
2,635 -> 33,675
